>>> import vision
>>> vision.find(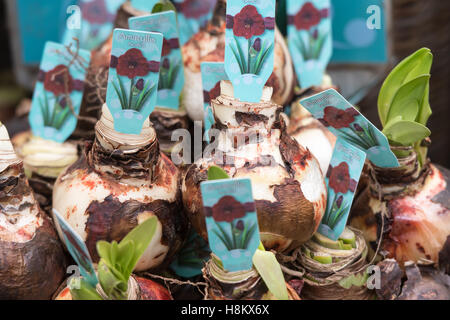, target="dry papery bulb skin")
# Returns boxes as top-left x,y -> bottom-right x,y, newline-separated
182,81 -> 327,253
351,146 -> 450,266
11,131 -> 78,212
203,255 -> 300,300
54,275 -> 173,301
181,0 -> 295,121
375,259 -> 450,300
298,227 -> 373,300
0,124 -> 66,300
52,104 -> 189,272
